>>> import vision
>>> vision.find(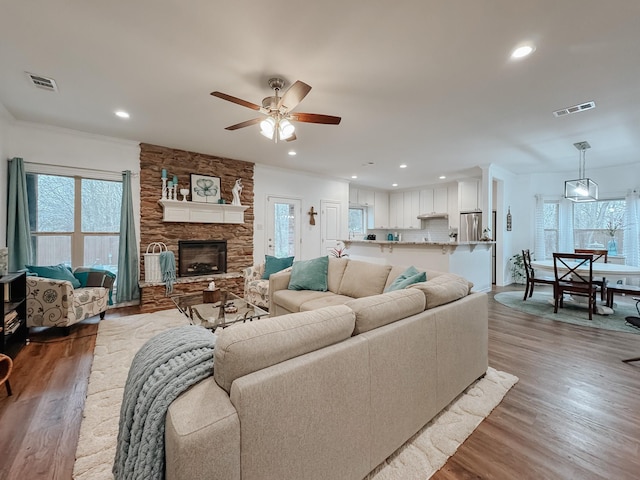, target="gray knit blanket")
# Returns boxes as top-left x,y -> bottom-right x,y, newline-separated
113,325 -> 217,480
